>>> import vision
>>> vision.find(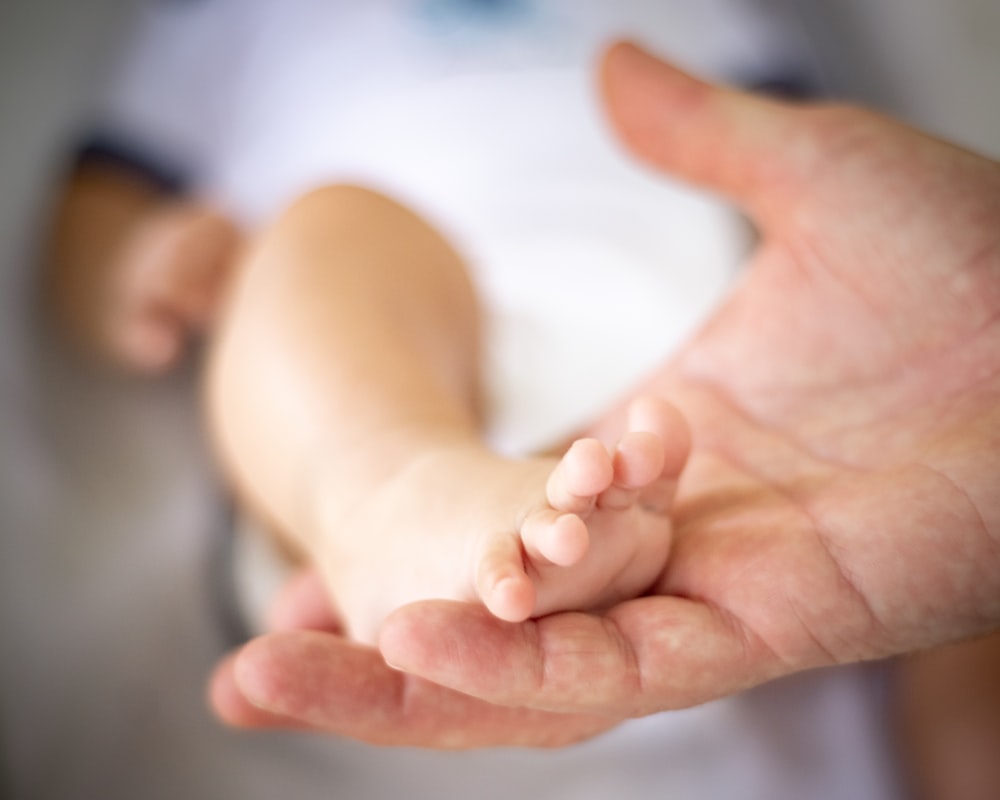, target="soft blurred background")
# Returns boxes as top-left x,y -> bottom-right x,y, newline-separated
1,0 -> 997,797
